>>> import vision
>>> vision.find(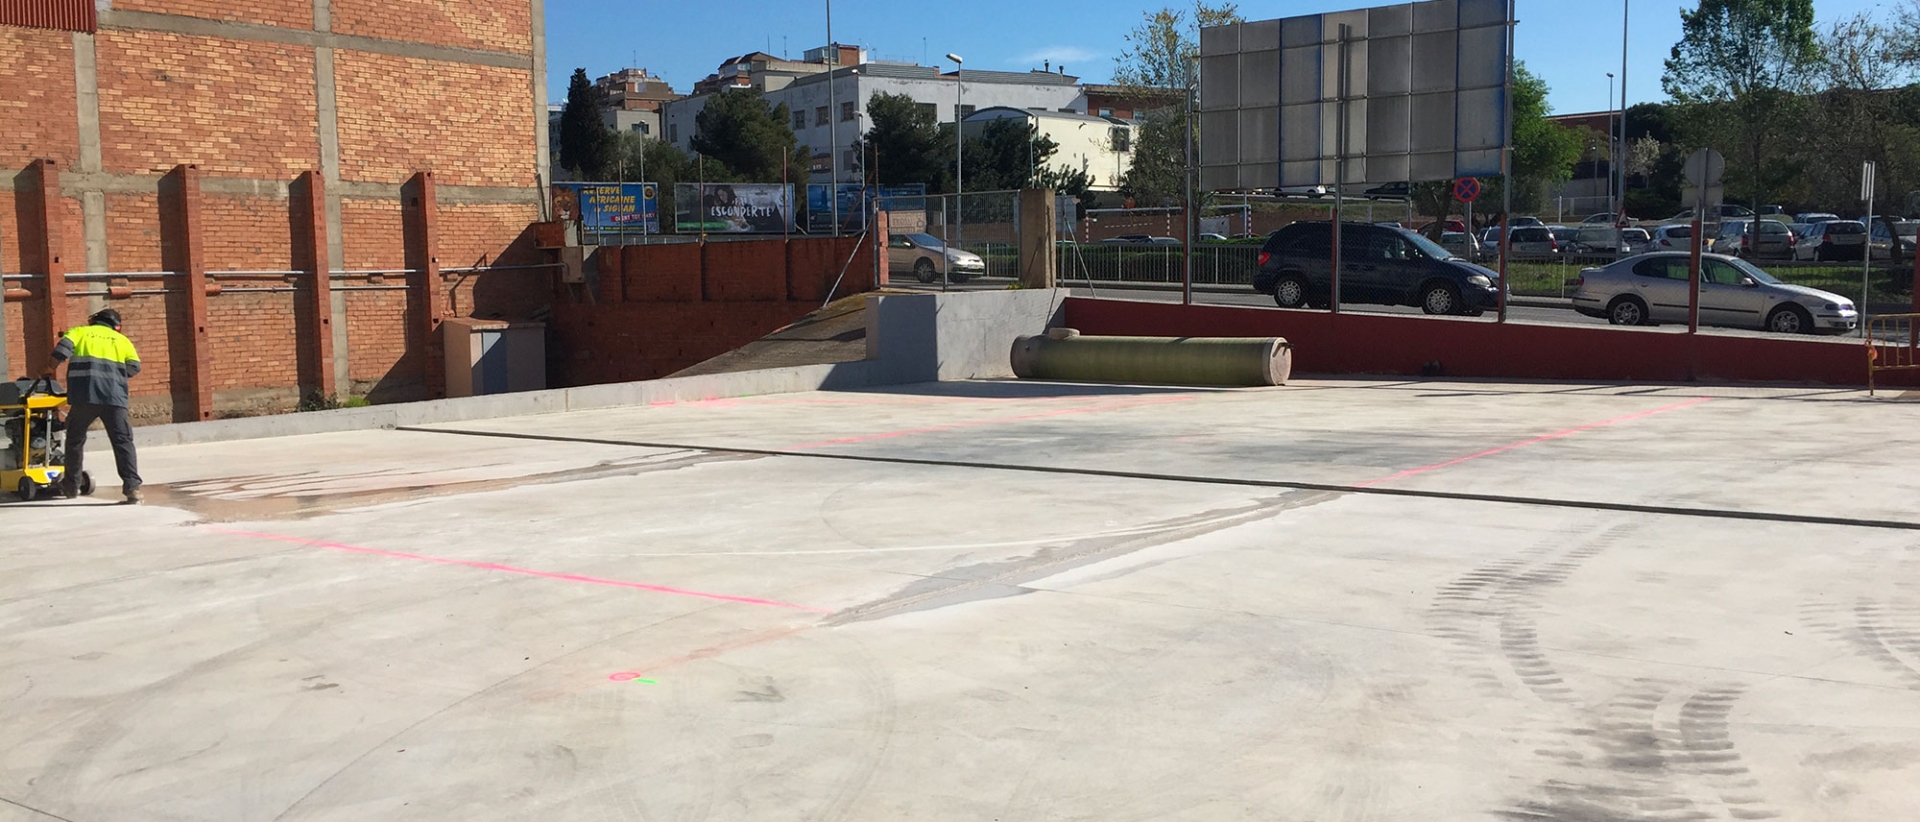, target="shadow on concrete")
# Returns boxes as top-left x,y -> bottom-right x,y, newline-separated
853,379 -> 1234,400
